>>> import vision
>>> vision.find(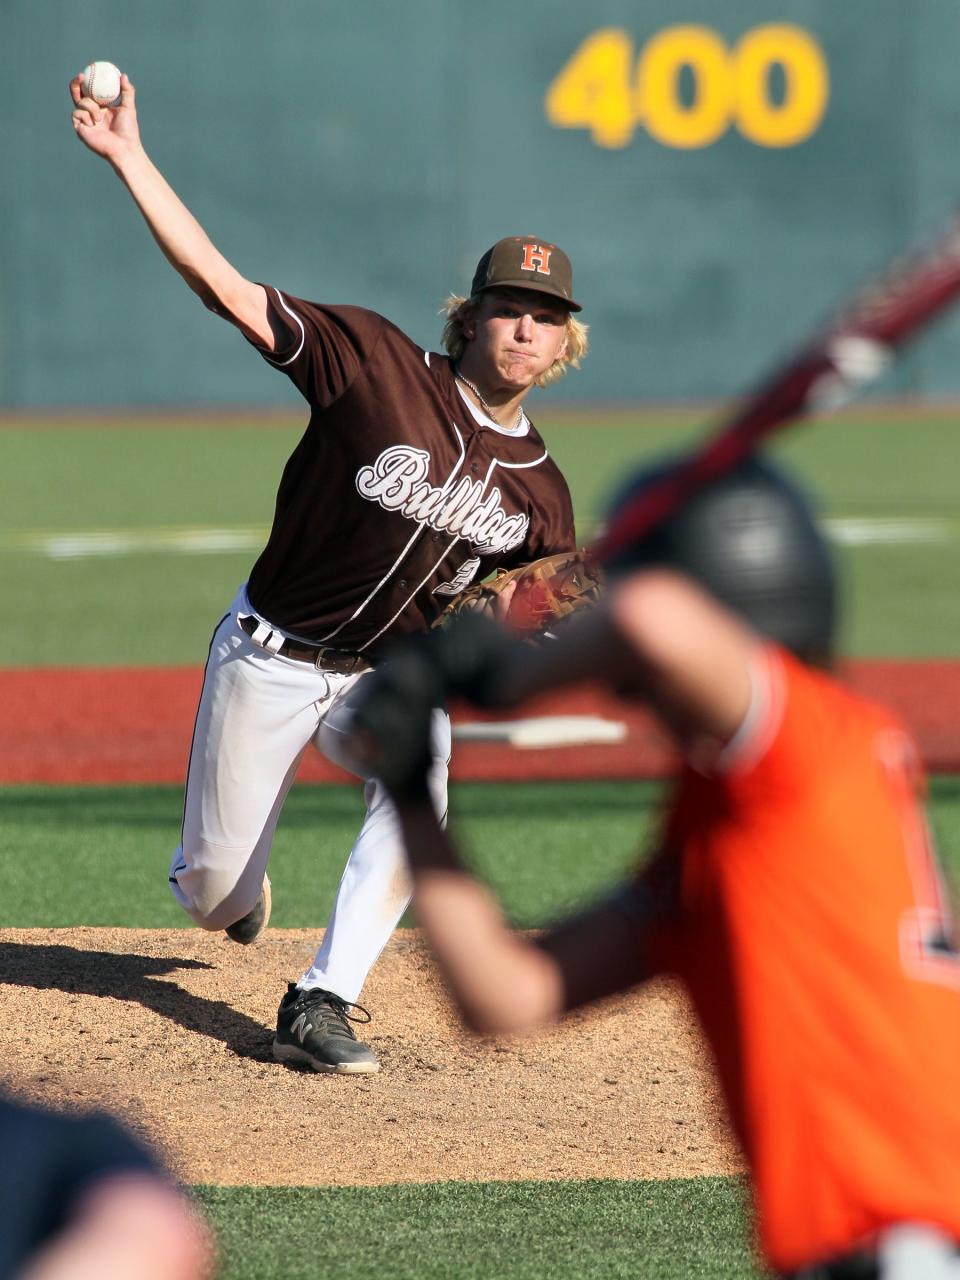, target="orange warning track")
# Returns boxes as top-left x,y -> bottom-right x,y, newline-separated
2,663 -> 959,783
